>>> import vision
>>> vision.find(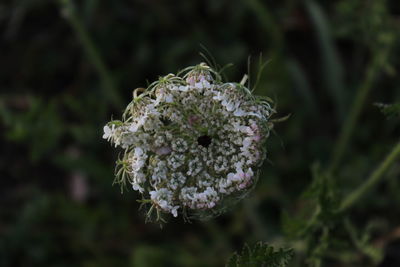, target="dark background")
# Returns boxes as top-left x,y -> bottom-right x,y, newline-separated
1,0 -> 399,266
